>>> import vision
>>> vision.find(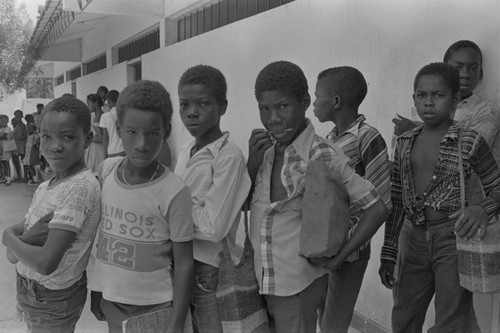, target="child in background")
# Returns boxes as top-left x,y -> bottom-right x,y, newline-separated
85,93 -> 106,174
0,114 -> 14,185
175,65 -> 252,332
99,90 -> 124,158
389,40 -> 500,322
23,114 -> 40,185
313,66 -> 392,332
12,111 -> 27,181
379,63 -> 500,332
2,96 -> 101,332
89,80 -> 194,333
97,86 -> 110,113
393,40 -> 500,158
247,61 -> 388,333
